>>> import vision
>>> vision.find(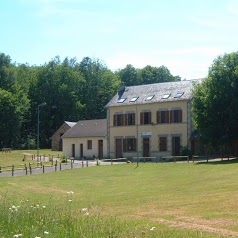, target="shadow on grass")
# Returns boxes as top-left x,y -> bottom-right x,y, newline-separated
195,158 -> 238,165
